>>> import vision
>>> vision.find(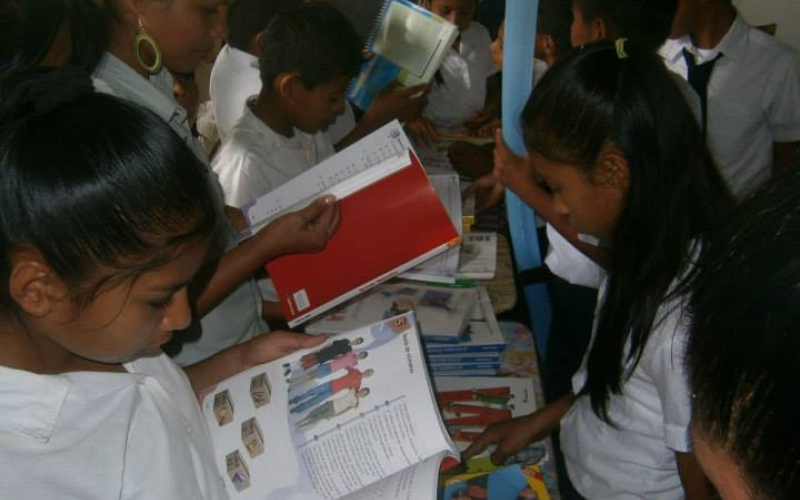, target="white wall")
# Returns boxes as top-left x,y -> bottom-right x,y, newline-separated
734,0 -> 800,51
